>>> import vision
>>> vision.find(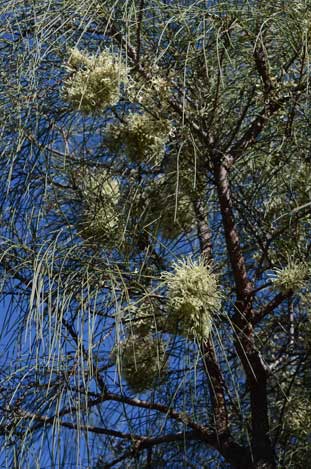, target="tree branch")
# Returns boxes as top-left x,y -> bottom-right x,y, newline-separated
213,160 -> 252,300
253,290 -> 293,325
213,159 -> 275,468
